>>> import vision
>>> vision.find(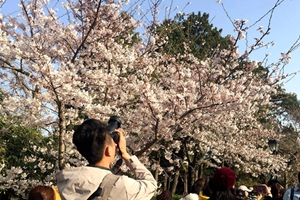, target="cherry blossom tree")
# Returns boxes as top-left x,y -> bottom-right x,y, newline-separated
0,0 -> 298,197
